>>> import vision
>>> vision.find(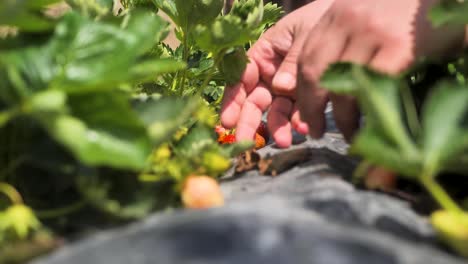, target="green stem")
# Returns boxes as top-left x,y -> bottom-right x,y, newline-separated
0,182 -> 23,204
35,200 -> 87,219
353,66 -> 419,158
352,160 -> 372,184
400,83 -> 421,138
179,38 -> 190,96
0,157 -> 25,181
175,28 -> 191,96
420,173 -> 463,213
197,53 -> 224,97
